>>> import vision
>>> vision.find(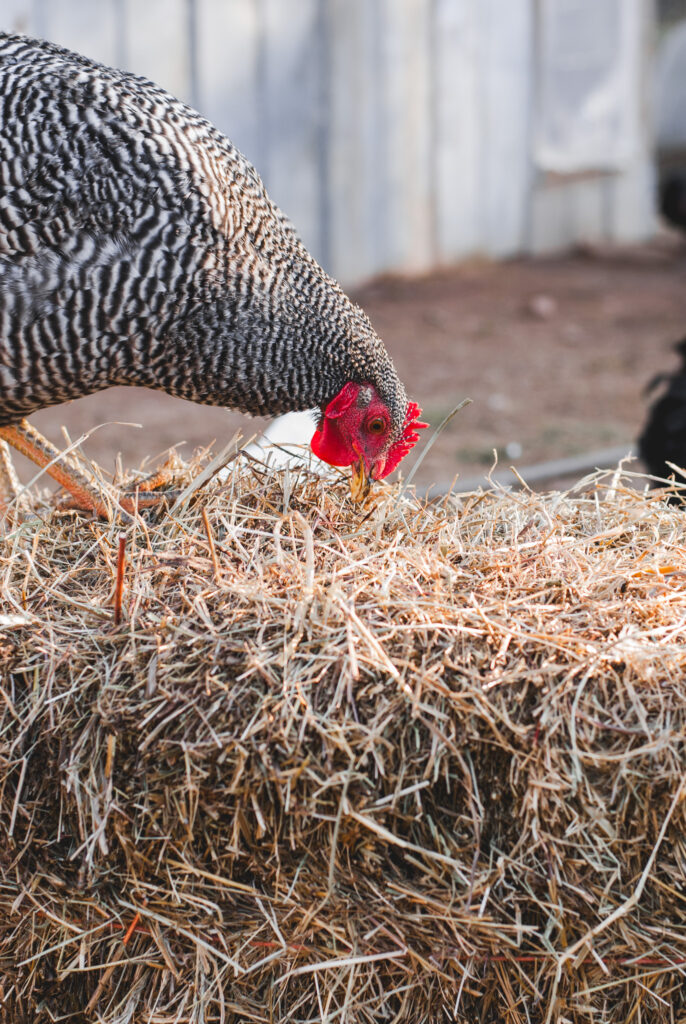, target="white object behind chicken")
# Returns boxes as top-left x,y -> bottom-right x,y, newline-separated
243,411 -> 326,472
